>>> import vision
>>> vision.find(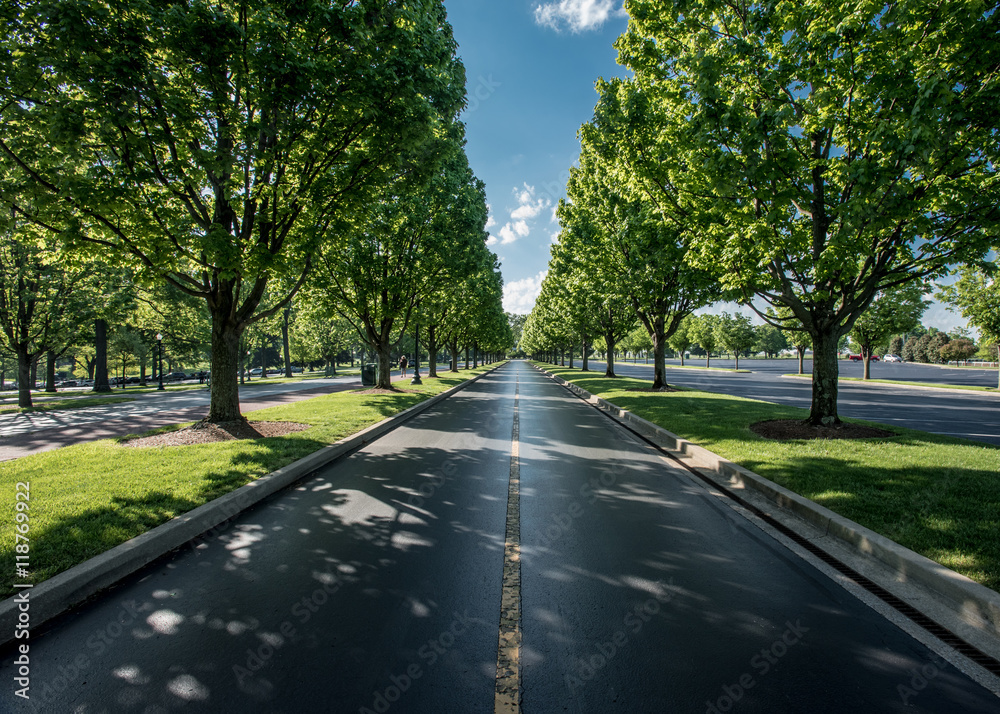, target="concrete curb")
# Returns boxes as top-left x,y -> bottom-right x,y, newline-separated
0,364 -> 505,648
533,364 -> 1000,640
